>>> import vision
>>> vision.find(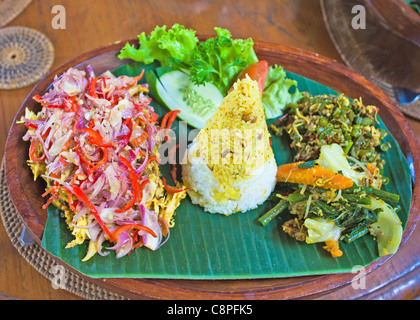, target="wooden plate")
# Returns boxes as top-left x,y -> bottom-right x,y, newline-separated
320,0 -> 420,120
366,0 -> 420,47
5,39 -> 420,299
